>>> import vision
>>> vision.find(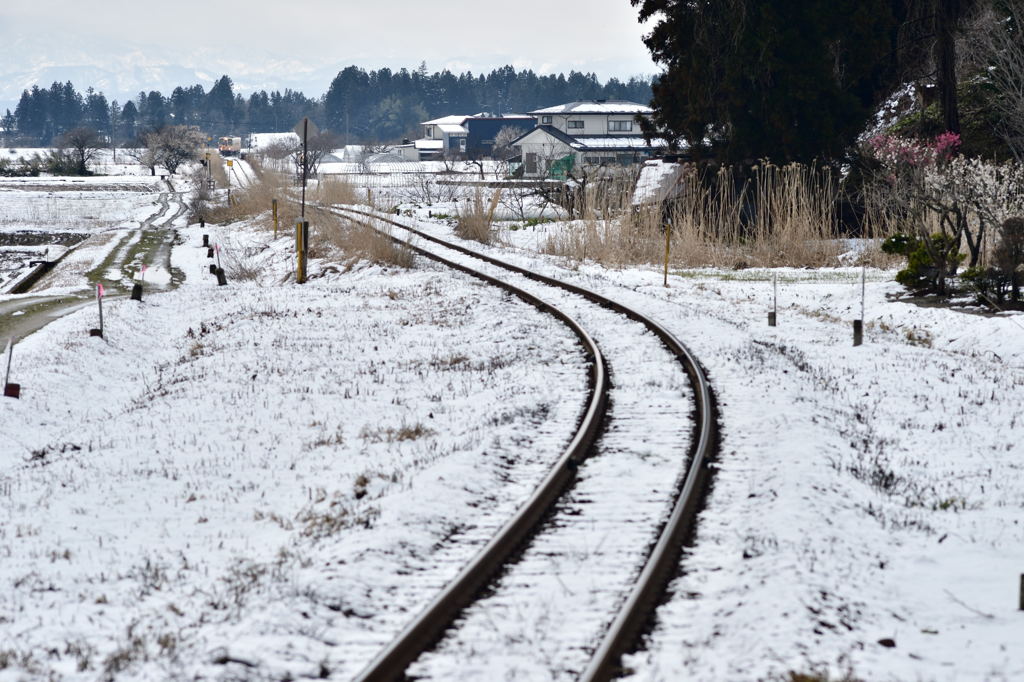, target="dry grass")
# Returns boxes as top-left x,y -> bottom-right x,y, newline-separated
206,168 -> 298,233
319,211 -> 415,269
455,189 -> 501,245
313,176 -> 360,207
200,166 -> 412,269
543,162 -> 898,269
